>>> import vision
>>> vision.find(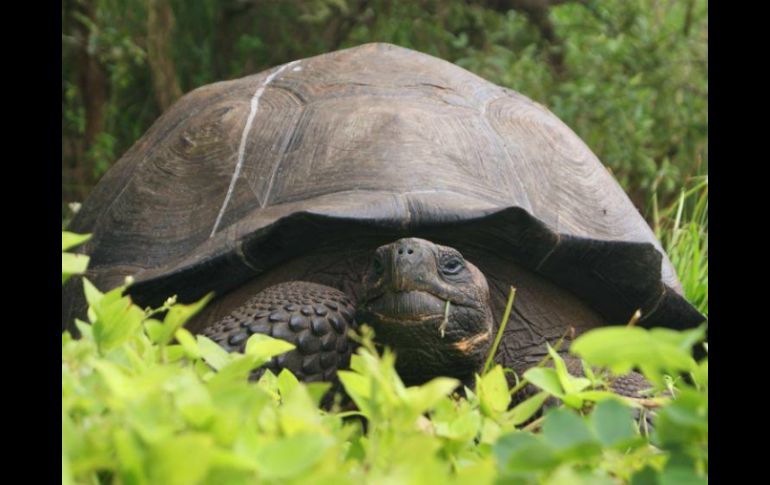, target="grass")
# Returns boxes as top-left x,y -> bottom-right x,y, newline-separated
653,176 -> 708,315
62,180 -> 708,484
